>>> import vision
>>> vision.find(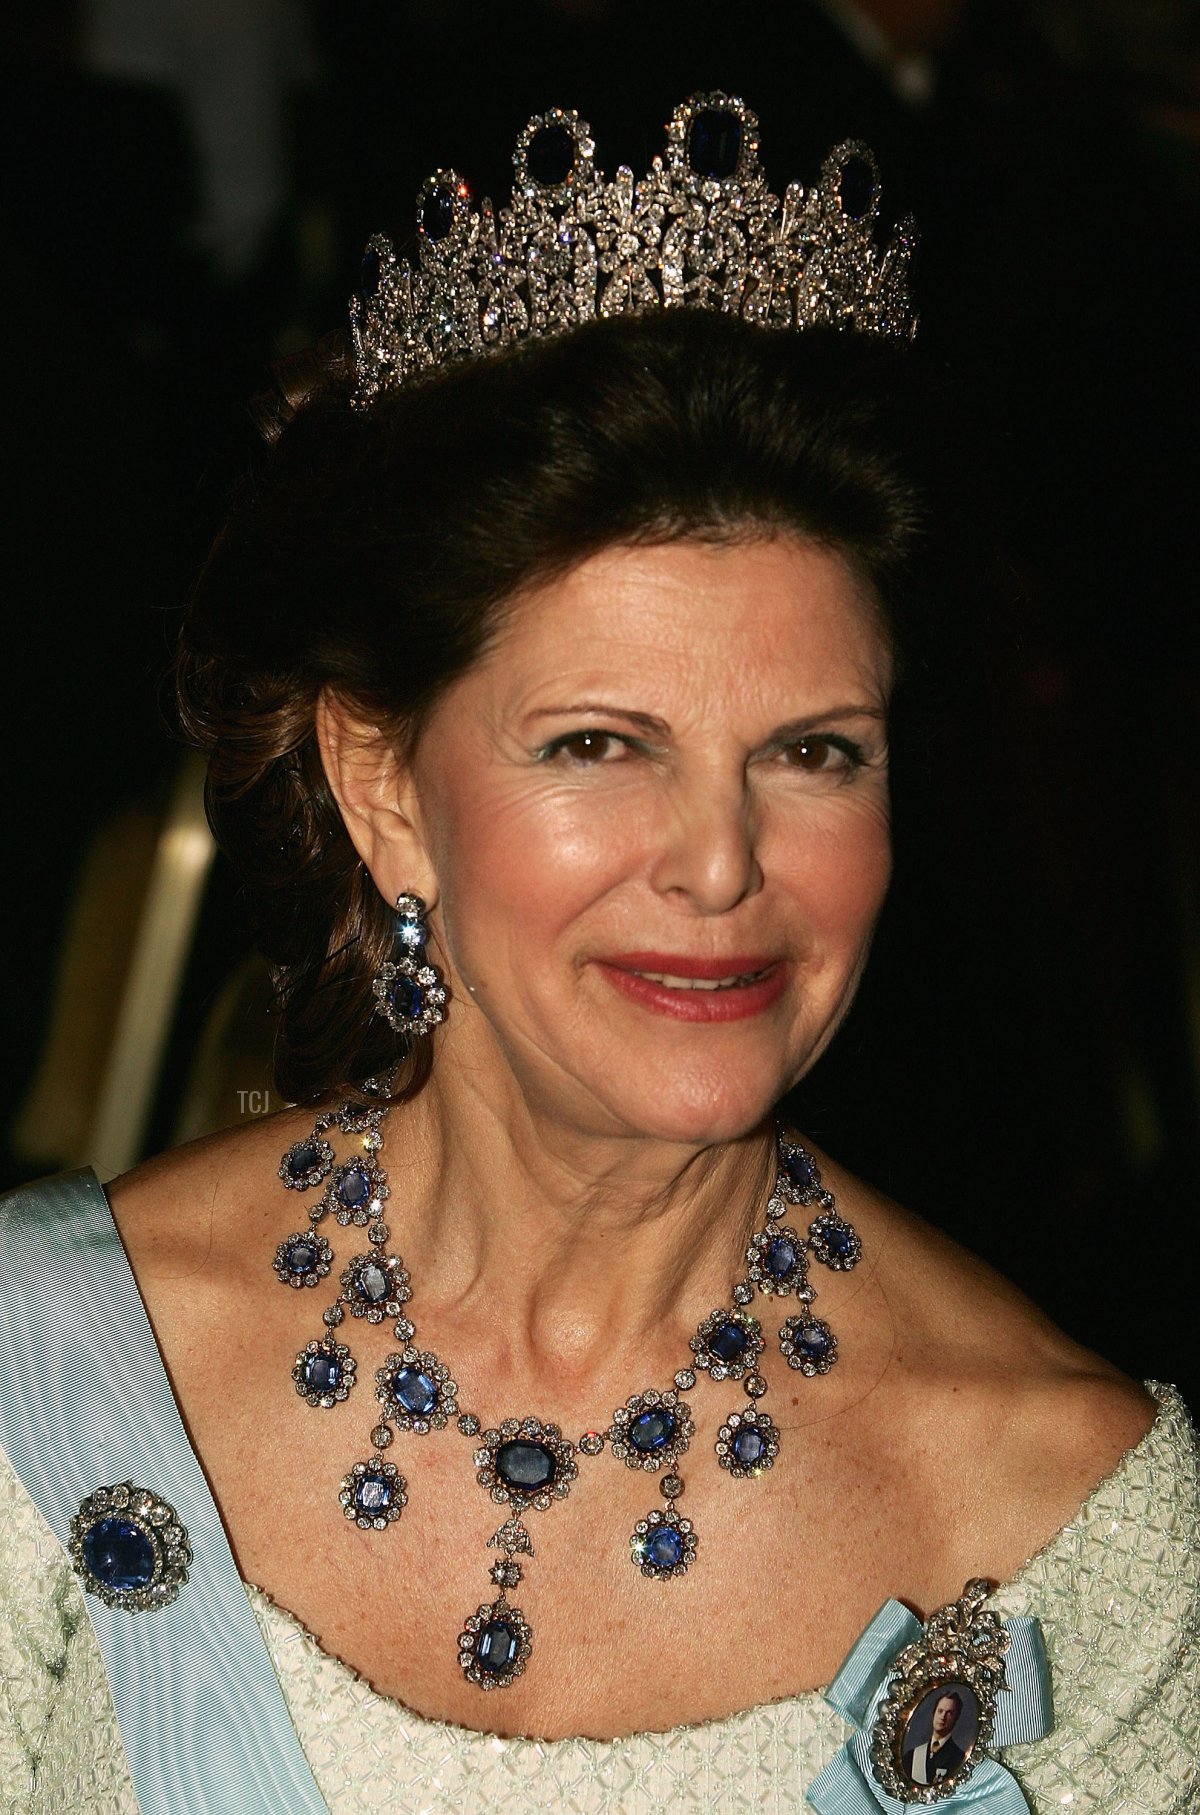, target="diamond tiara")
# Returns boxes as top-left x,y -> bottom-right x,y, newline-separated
350,91 -> 917,406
